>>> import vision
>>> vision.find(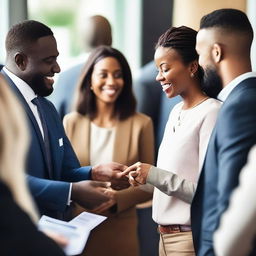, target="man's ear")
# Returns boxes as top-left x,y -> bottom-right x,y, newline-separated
211,43 -> 222,63
14,52 -> 27,71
